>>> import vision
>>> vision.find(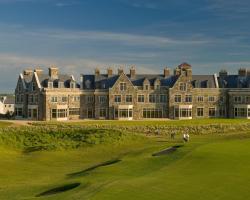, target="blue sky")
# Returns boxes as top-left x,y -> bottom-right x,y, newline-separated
1,0 -> 250,92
